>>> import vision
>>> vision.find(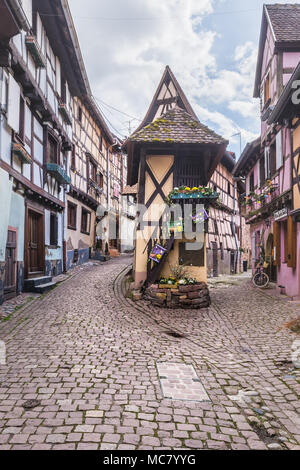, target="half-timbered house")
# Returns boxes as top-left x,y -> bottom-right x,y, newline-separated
233,4 -> 300,299
207,151 -> 246,277
0,0 -> 89,301
124,66 -> 228,292
66,95 -> 115,268
266,61 -> 300,300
